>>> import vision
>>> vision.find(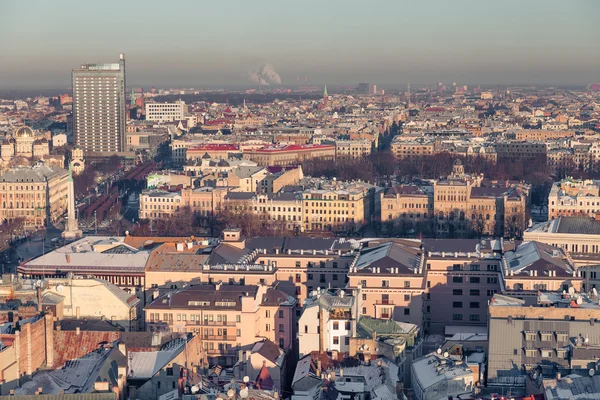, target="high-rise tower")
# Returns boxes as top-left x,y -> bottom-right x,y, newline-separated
72,54 -> 126,154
